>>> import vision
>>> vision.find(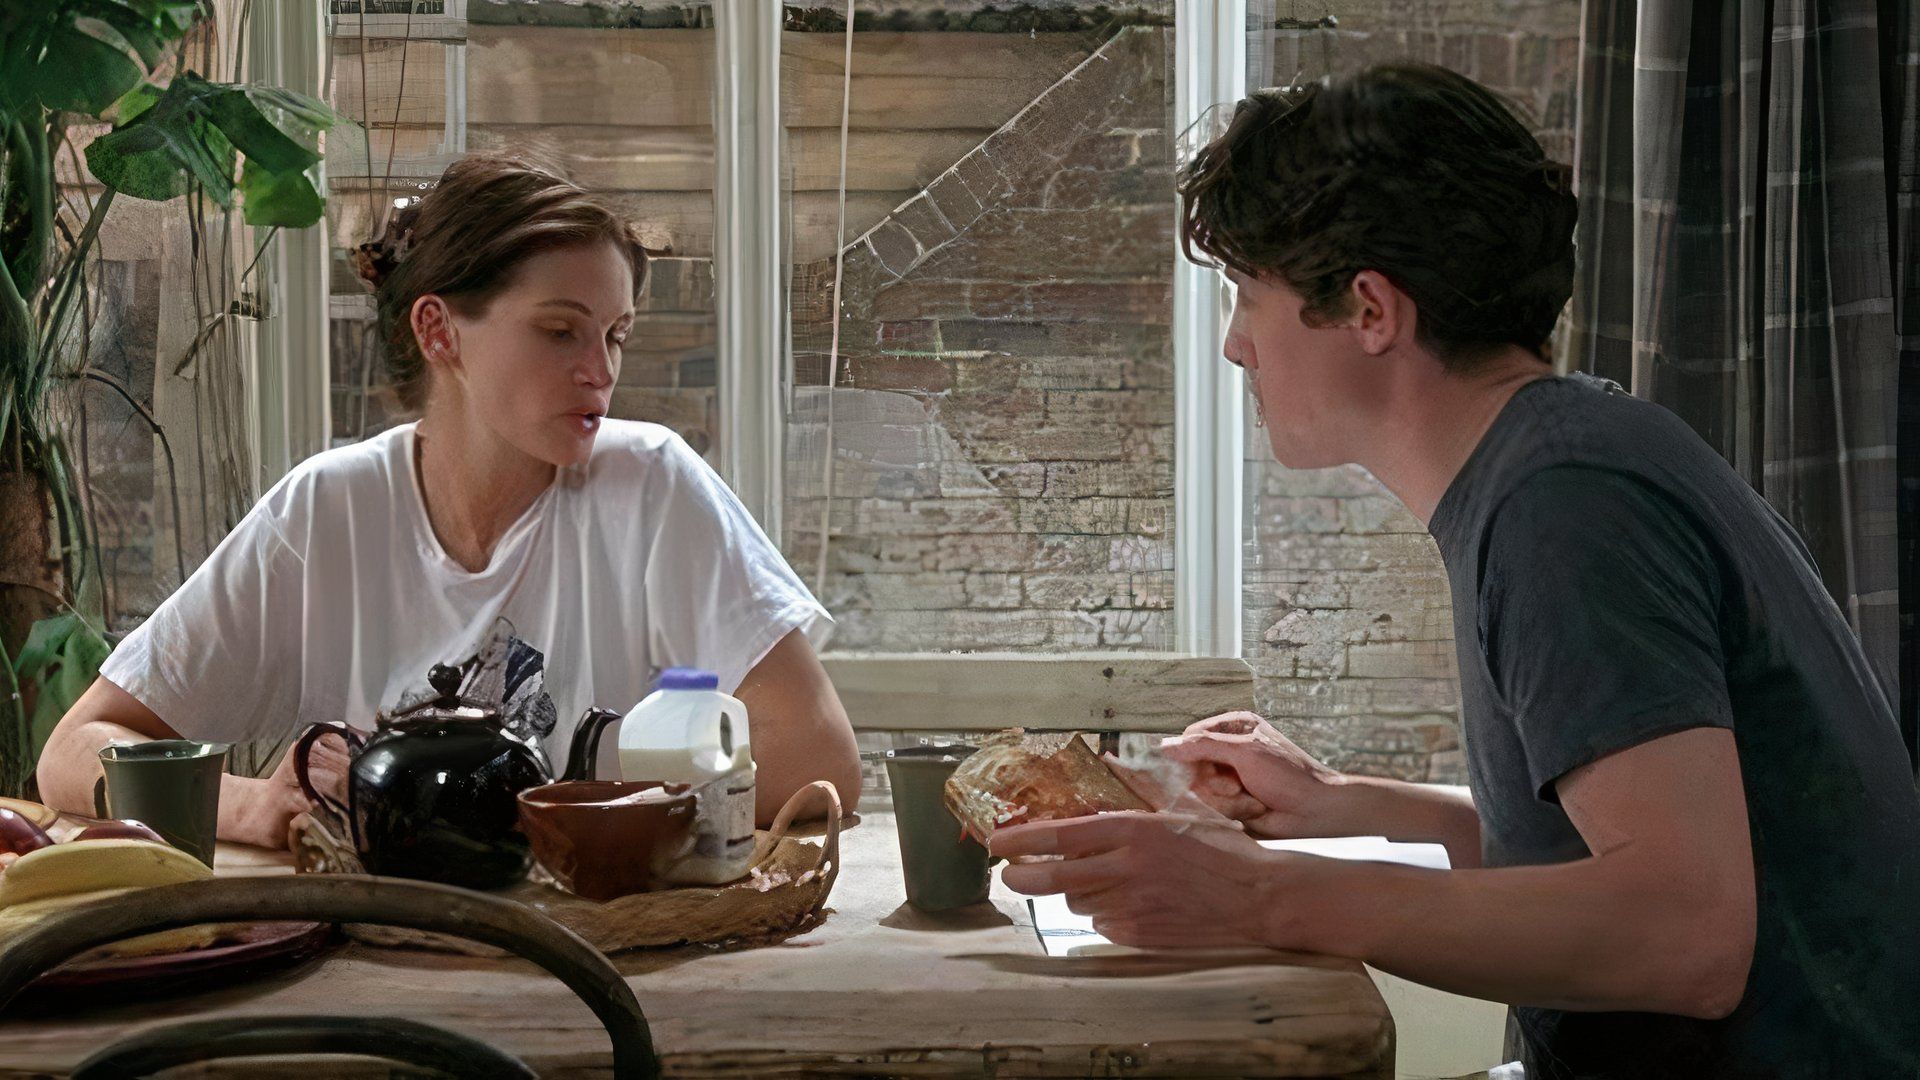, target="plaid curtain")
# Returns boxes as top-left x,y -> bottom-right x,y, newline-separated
1571,0 -> 1920,772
